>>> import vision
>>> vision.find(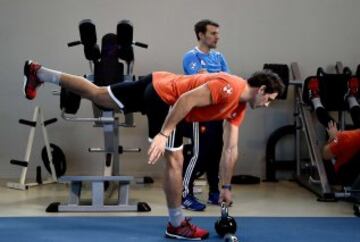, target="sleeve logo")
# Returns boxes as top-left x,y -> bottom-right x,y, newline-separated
190,62 -> 197,70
